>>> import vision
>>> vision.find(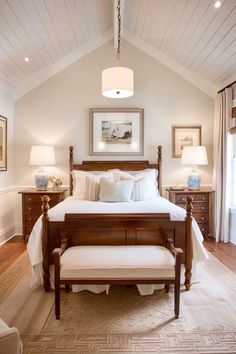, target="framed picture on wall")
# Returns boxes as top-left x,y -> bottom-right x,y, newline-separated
0,115 -> 7,171
172,125 -> 201,158
89,108 -> 144,156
